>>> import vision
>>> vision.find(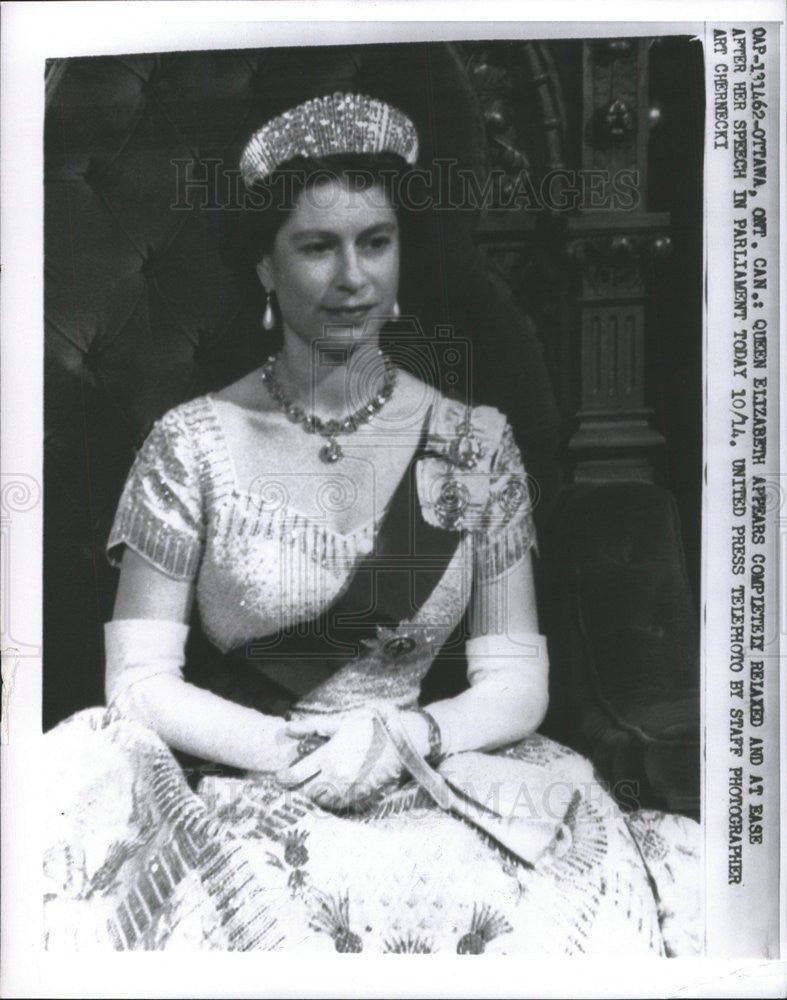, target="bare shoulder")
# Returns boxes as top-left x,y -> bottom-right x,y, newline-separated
389,367 -> 438,418
212,368 -> 274,412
